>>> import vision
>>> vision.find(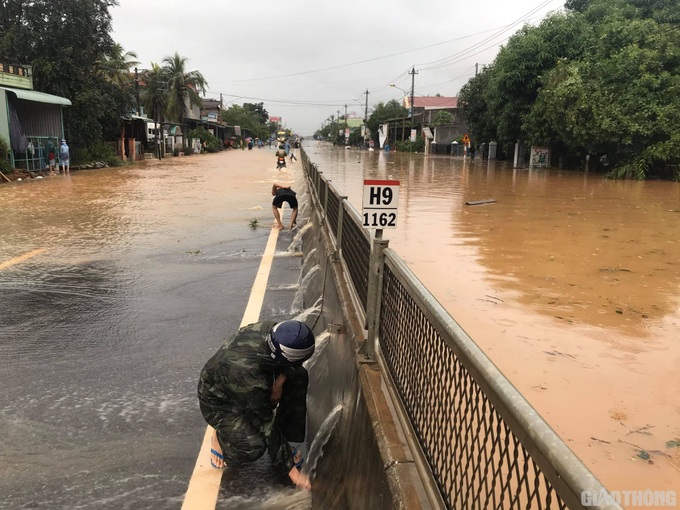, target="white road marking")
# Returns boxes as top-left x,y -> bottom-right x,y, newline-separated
181,227 -> 280,510
0,248 -> 46,270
